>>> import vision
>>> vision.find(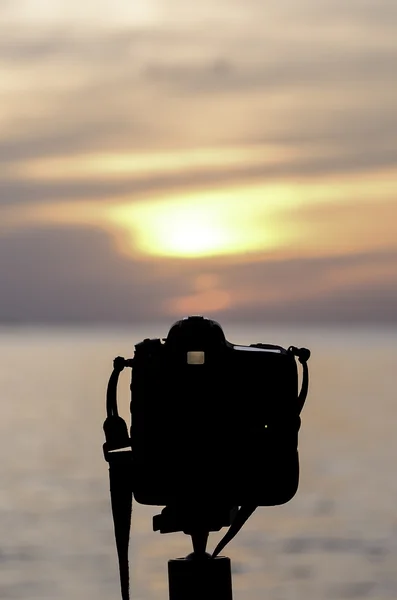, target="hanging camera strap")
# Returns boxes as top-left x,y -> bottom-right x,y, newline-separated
103,357 -> 134,600
102,348 -> 310,599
